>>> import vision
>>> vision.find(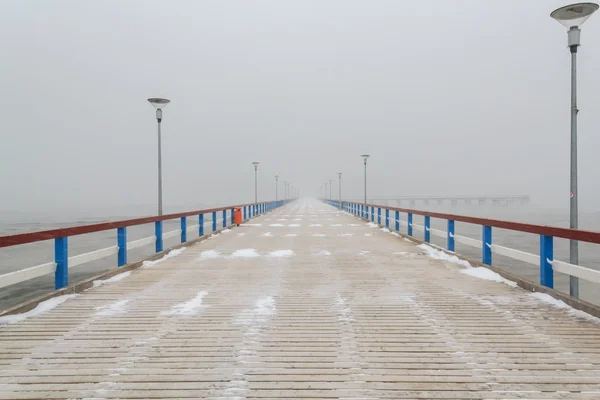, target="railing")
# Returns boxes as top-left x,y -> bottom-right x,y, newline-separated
0,200 -> 287,291
330,200 -> 600,297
